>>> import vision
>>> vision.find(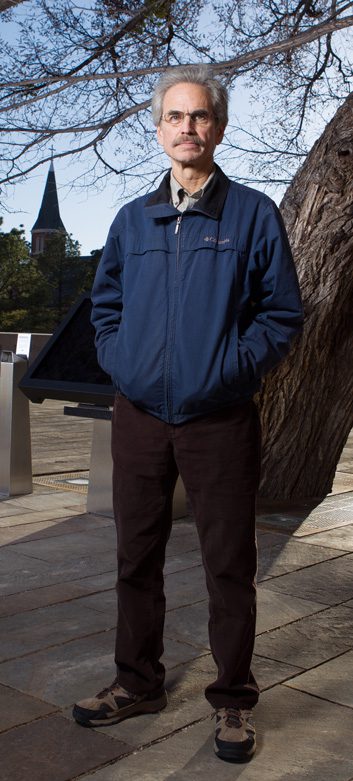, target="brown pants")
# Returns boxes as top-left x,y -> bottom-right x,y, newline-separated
111,394 -> 261,709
